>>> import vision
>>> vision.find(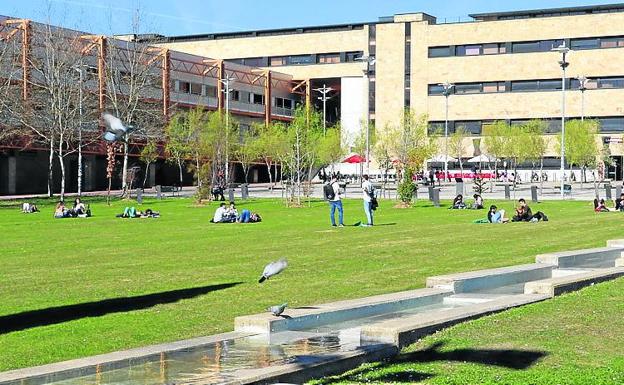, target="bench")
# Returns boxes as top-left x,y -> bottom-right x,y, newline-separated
156,185 -> 181,198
